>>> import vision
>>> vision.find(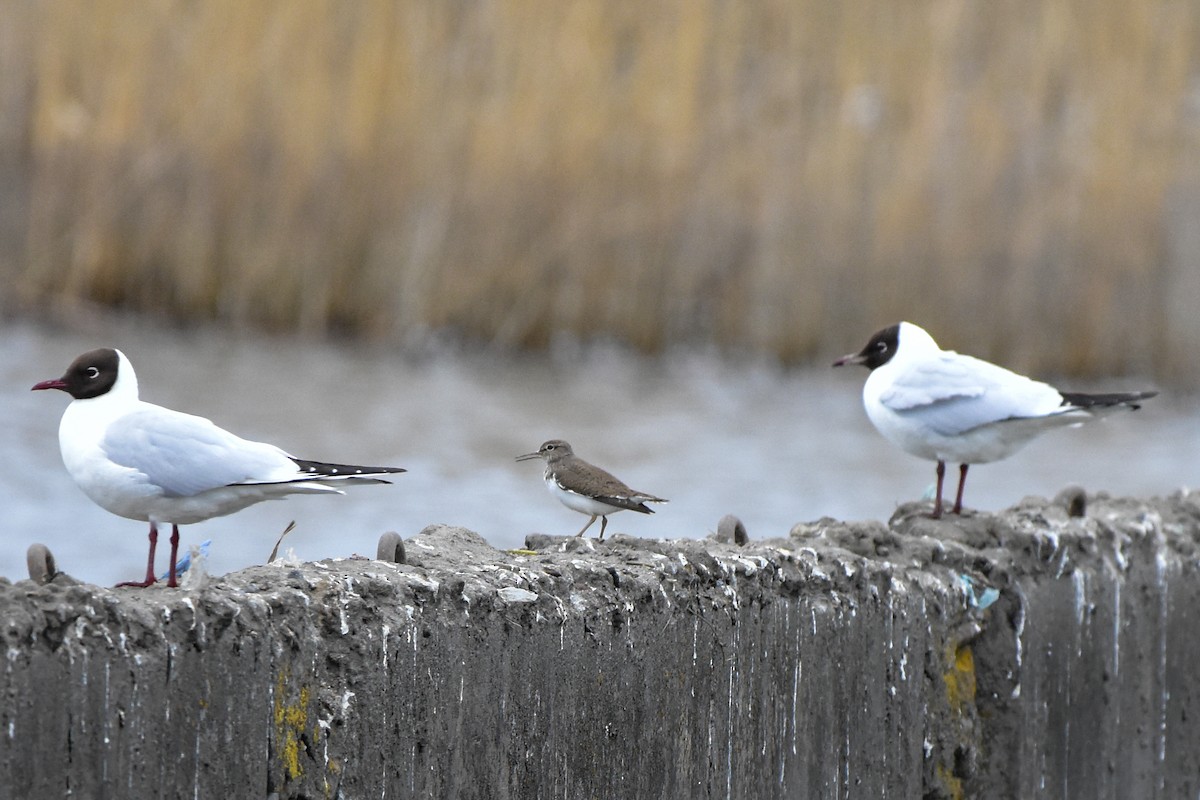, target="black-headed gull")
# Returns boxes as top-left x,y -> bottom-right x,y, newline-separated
516,440 -> 666,539
833,322 -> 1155,518
33,348 -> 405,587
